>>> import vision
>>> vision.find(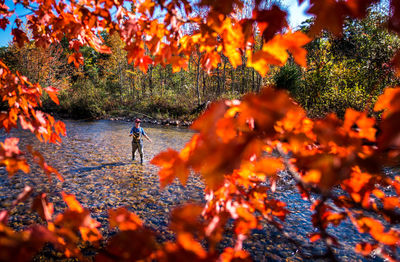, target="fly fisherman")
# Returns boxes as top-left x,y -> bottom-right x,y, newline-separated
130,118 -> 152,164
